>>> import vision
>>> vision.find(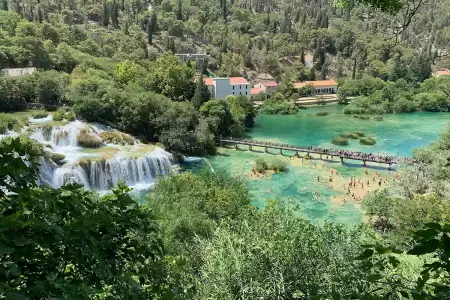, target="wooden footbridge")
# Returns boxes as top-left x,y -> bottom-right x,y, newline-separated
217,138 -> 412,168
